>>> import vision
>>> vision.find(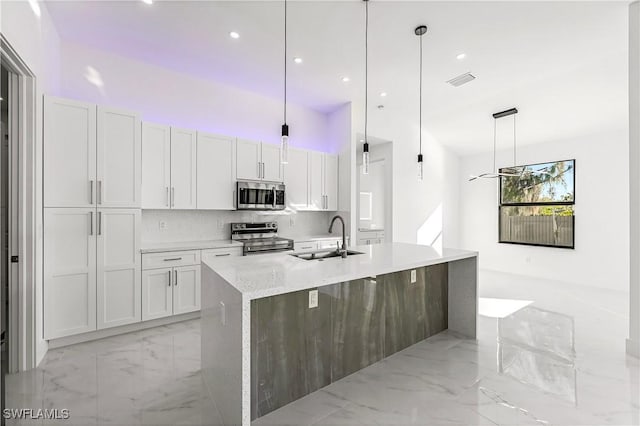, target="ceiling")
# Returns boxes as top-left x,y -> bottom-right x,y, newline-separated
45,1 -> 629,155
